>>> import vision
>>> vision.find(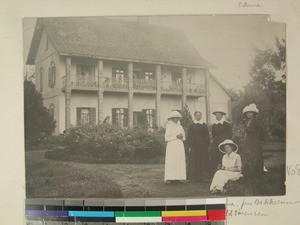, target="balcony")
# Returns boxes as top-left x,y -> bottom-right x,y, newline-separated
162,81 -> 182,93
187,83 -> 205,95
133,78 -> 156,91
62,75 -> 98,89
103,77 -> 129,90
